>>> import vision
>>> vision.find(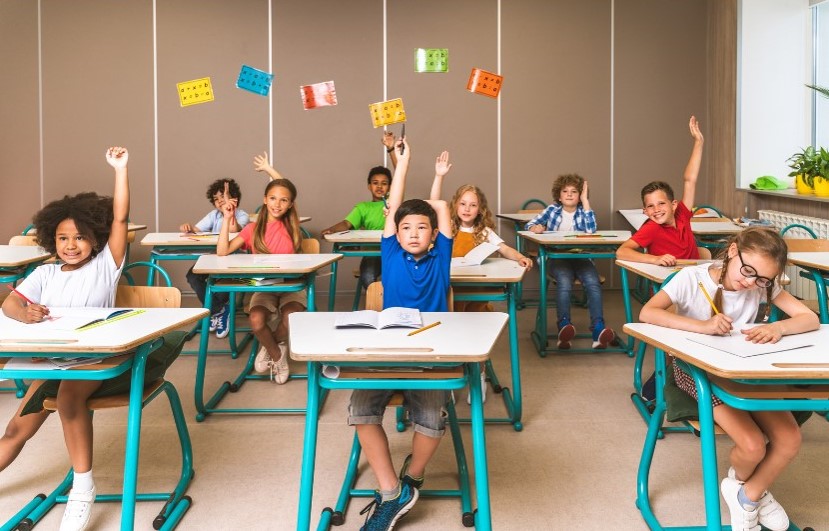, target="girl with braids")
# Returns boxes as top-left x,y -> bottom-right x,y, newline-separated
218,156 -> 304,385
640,227 -> 819,531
